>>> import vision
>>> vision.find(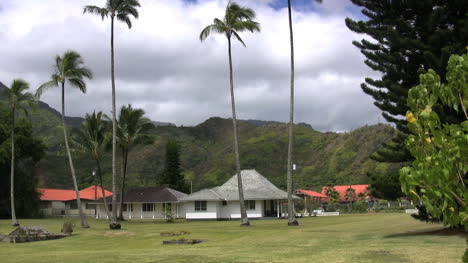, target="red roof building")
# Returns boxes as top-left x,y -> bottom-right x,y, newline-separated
39,185 -> 112,202
321,184 -> 370,202
79,185 -> 113,200
295,189 -> 328,201
38,188 -> 76,201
